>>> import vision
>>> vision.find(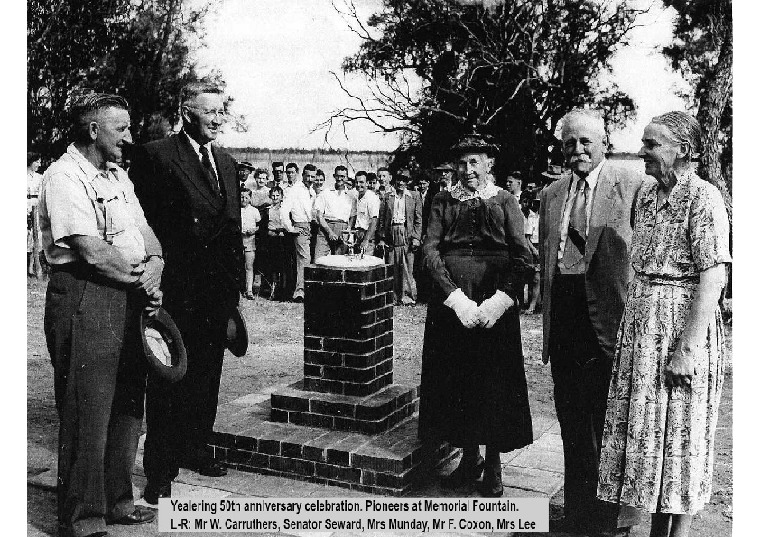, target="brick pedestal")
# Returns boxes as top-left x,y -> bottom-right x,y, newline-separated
210,262 -> 457,495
